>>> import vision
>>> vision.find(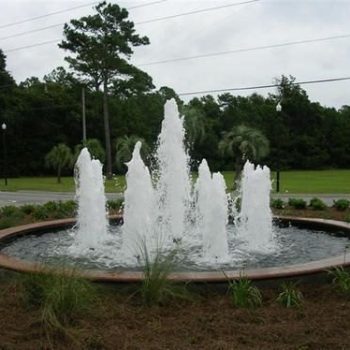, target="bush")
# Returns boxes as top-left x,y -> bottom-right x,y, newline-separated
0,205 -> 20,217
276,282 -> 303,308
0,206 -> 25,228
107,199 -> 123,211
309,197 -> 326,210
225,274 -> 262,308
20,204 -> 36,215
333,199 -> 350,211
271,198 -> 285,209
288,198 -> 307,209
32,206 -> 50,220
